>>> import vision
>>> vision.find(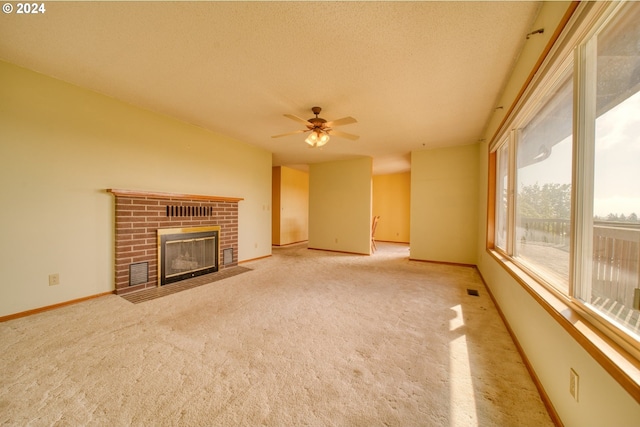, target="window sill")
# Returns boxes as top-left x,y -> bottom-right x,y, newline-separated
486,248 -> 640,404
